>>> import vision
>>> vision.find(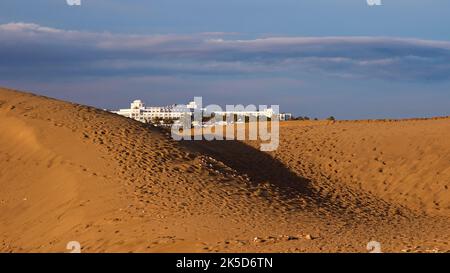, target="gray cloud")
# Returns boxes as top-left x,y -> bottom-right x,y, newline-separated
1,22 -> 450,81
